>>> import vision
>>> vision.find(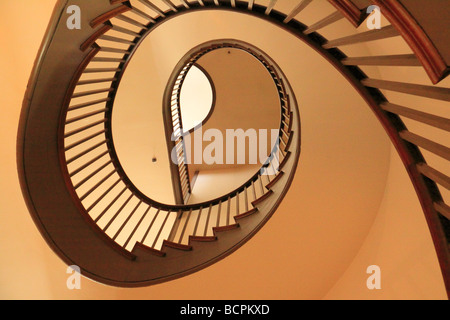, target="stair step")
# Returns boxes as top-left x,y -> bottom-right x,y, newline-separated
283,113 -> 293,133
283,131 -> 294,152
163,240 -> 193,251
279,151 -> 292,171
189,236 -> 218,243
213,224 -> 240,233
234,208 -> 258,221
252,190 -> 274,206
132,242 -> 166,257
265,171 -> 285,190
